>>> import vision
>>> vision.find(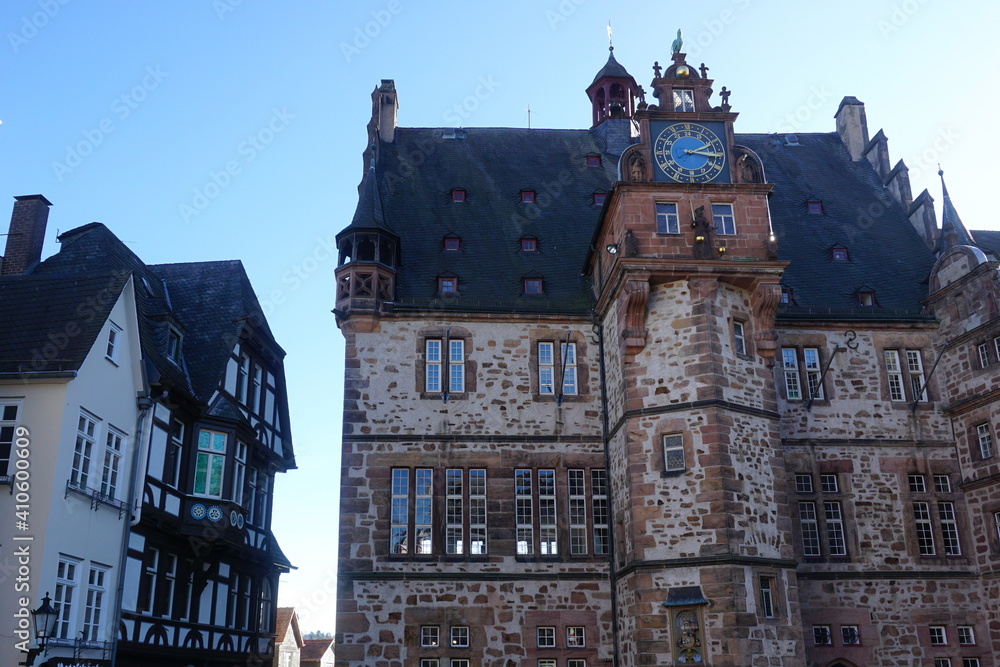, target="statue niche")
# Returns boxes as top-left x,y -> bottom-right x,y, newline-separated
733,146 -> 764,184
621,145 -> 648,182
